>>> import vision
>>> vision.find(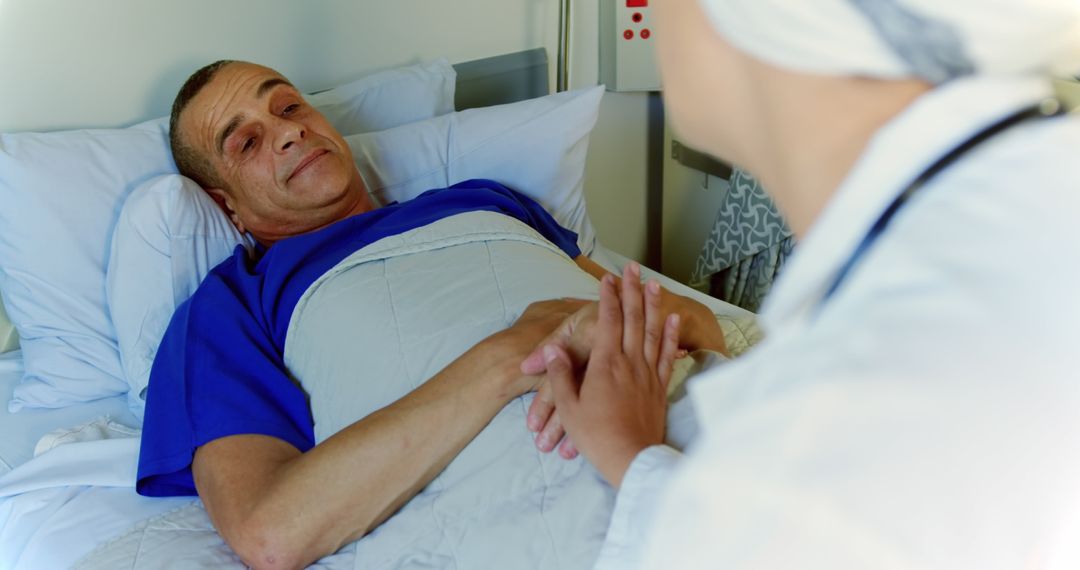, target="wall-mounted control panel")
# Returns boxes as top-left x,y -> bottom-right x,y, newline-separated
600,0 -> 661,92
